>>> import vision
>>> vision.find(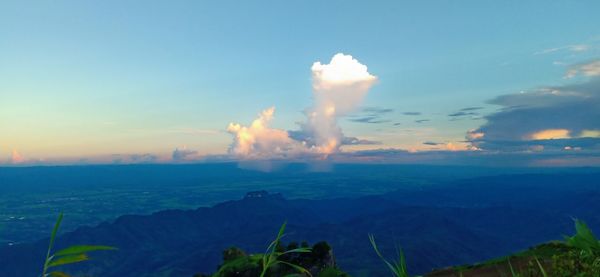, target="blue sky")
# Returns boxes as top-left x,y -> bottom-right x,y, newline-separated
1,1 -> 600,165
